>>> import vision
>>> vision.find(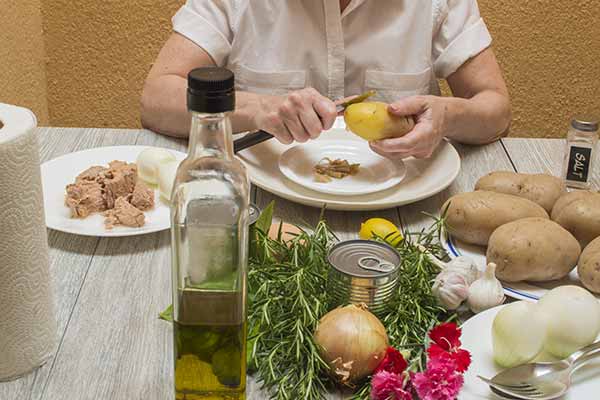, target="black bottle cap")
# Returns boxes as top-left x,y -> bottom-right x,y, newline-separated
187,67 -> 235,113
